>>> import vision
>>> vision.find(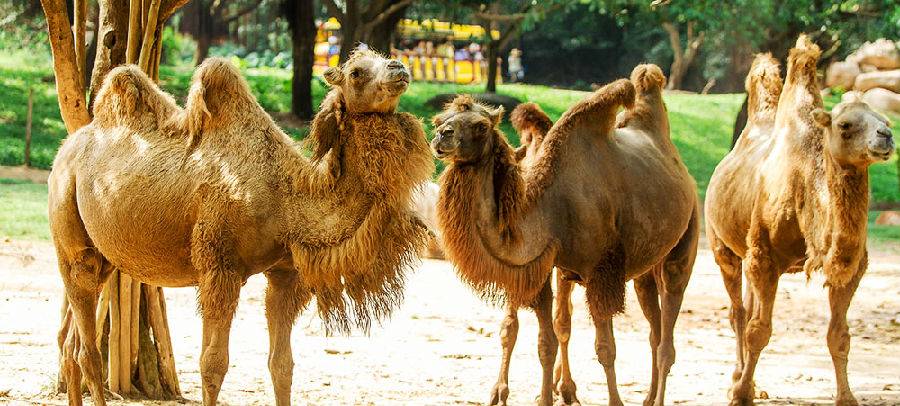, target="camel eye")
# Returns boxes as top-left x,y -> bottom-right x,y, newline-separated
350,69 -> 362,78
838,121 -> 852,131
